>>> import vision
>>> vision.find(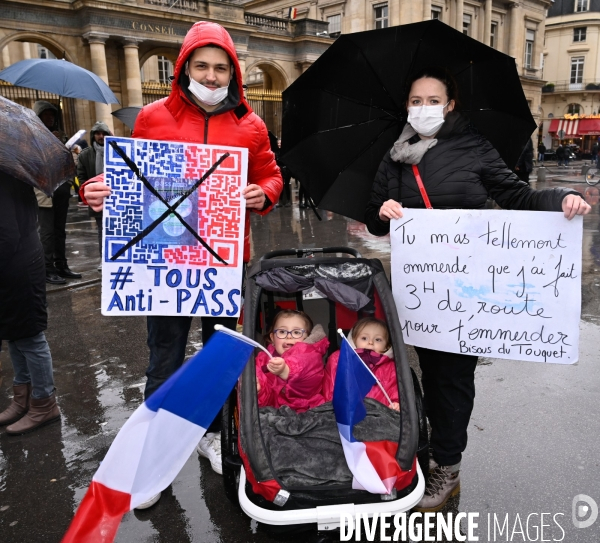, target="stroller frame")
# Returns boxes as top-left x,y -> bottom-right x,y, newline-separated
222,247 -> 426,532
